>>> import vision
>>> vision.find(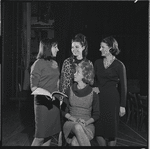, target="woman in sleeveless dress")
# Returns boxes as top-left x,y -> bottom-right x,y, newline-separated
61,61 -> 100,146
